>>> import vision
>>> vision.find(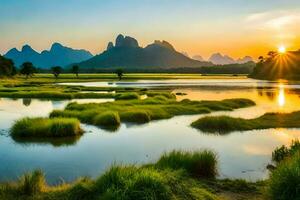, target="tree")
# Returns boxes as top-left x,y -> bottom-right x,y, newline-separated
20,62 -> 36,78
0,55 -> 16,77
71,65 -> 79,77
115,68 -> 124,80
51,66 -> 62,78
